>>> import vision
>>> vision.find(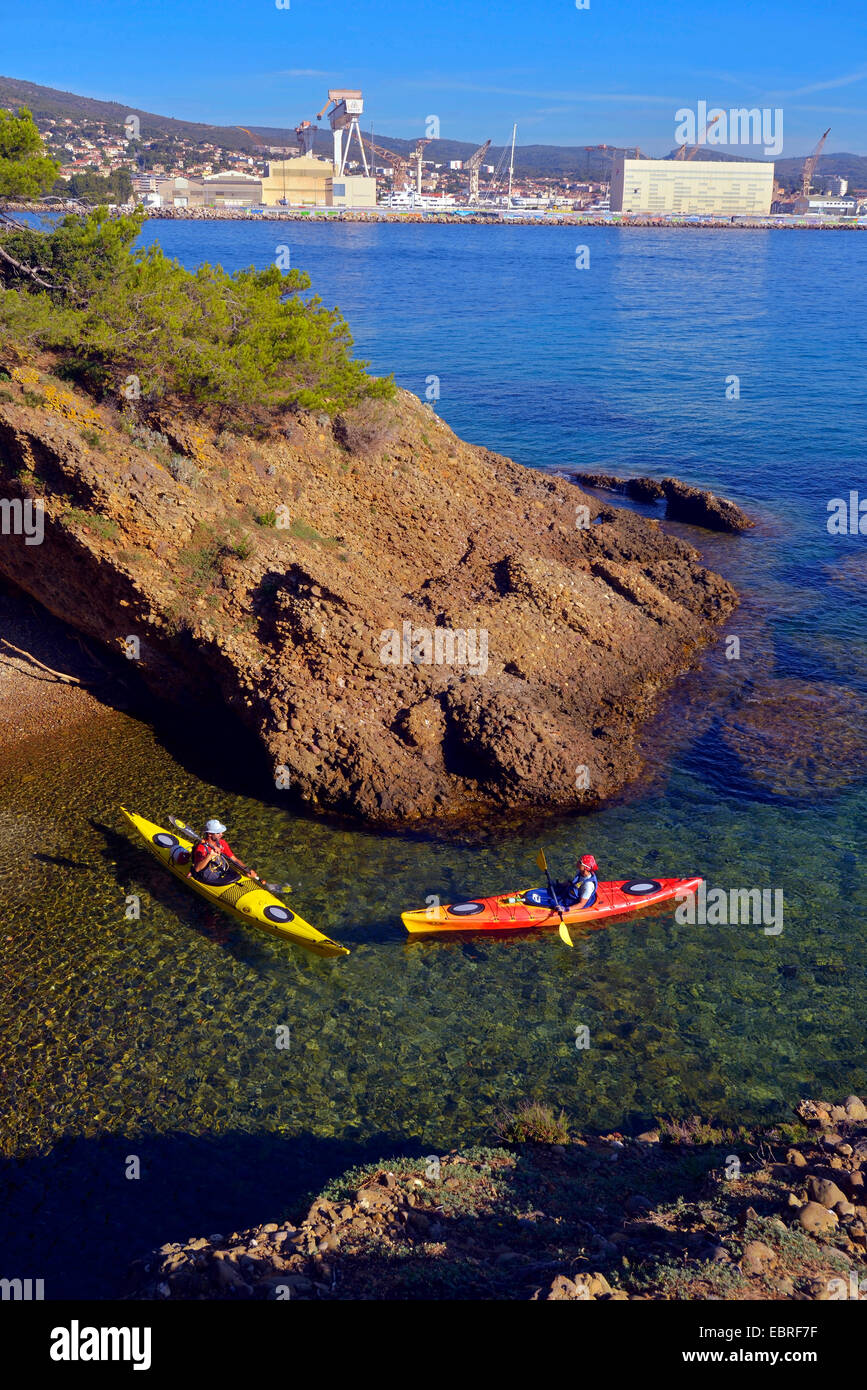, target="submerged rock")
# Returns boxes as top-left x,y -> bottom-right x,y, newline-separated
720,678 -> 867,798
